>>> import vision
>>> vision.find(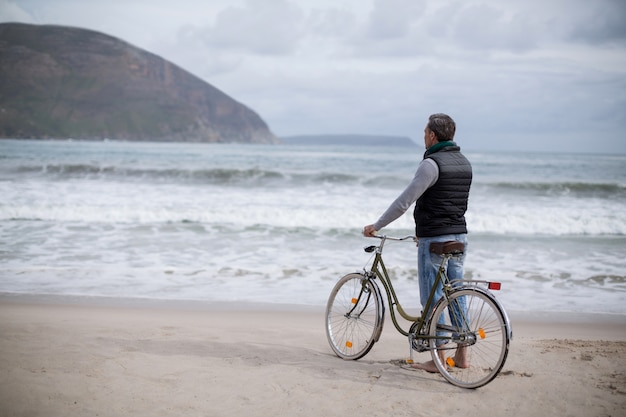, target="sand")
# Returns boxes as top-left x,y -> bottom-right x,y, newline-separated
0,294 -> 625,417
